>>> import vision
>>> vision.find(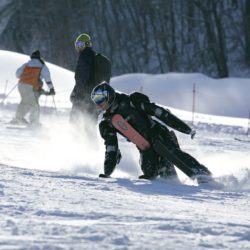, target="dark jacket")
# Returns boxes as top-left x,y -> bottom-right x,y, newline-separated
70,47 -> 95,103
99,92 -> 192,176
